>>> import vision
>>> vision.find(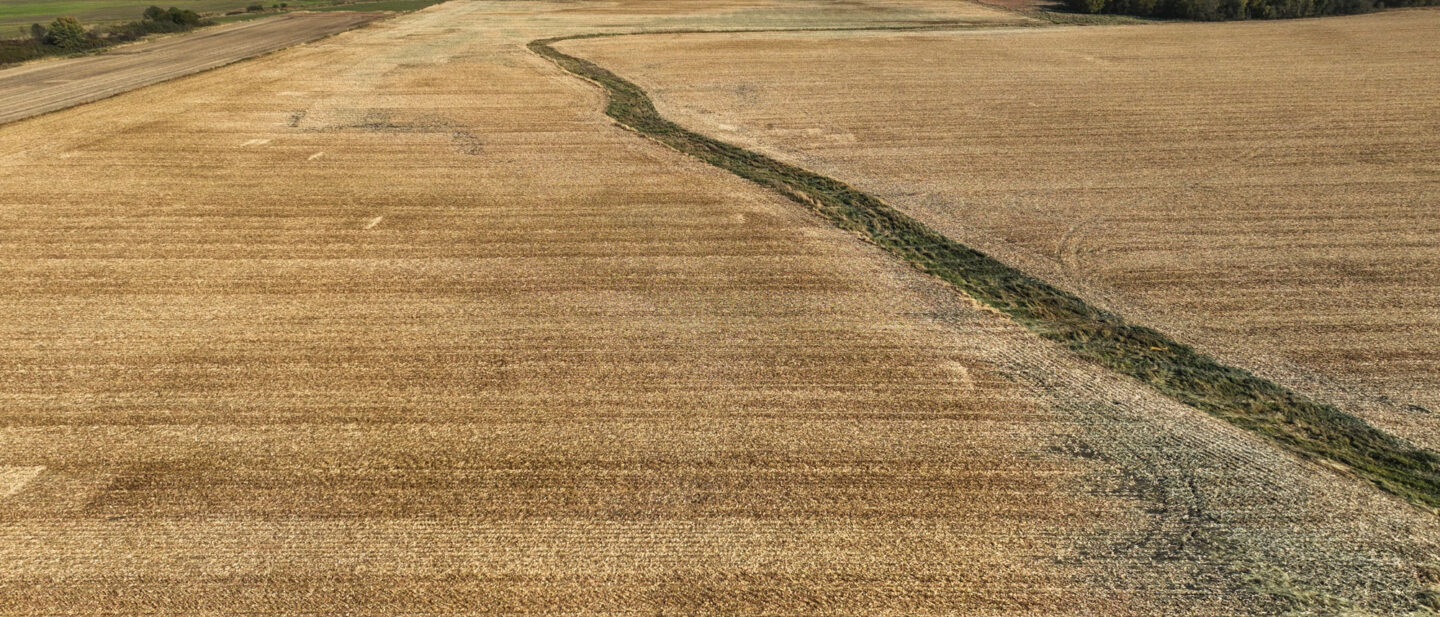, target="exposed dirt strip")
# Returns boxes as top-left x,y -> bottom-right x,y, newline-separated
0,11 -> 384,126
533,34 -> 1440,512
